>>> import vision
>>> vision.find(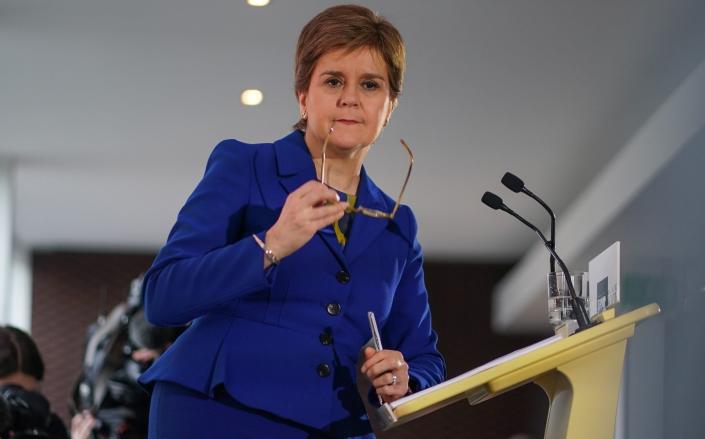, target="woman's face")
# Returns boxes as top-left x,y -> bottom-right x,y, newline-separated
298,46 -> 396,155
